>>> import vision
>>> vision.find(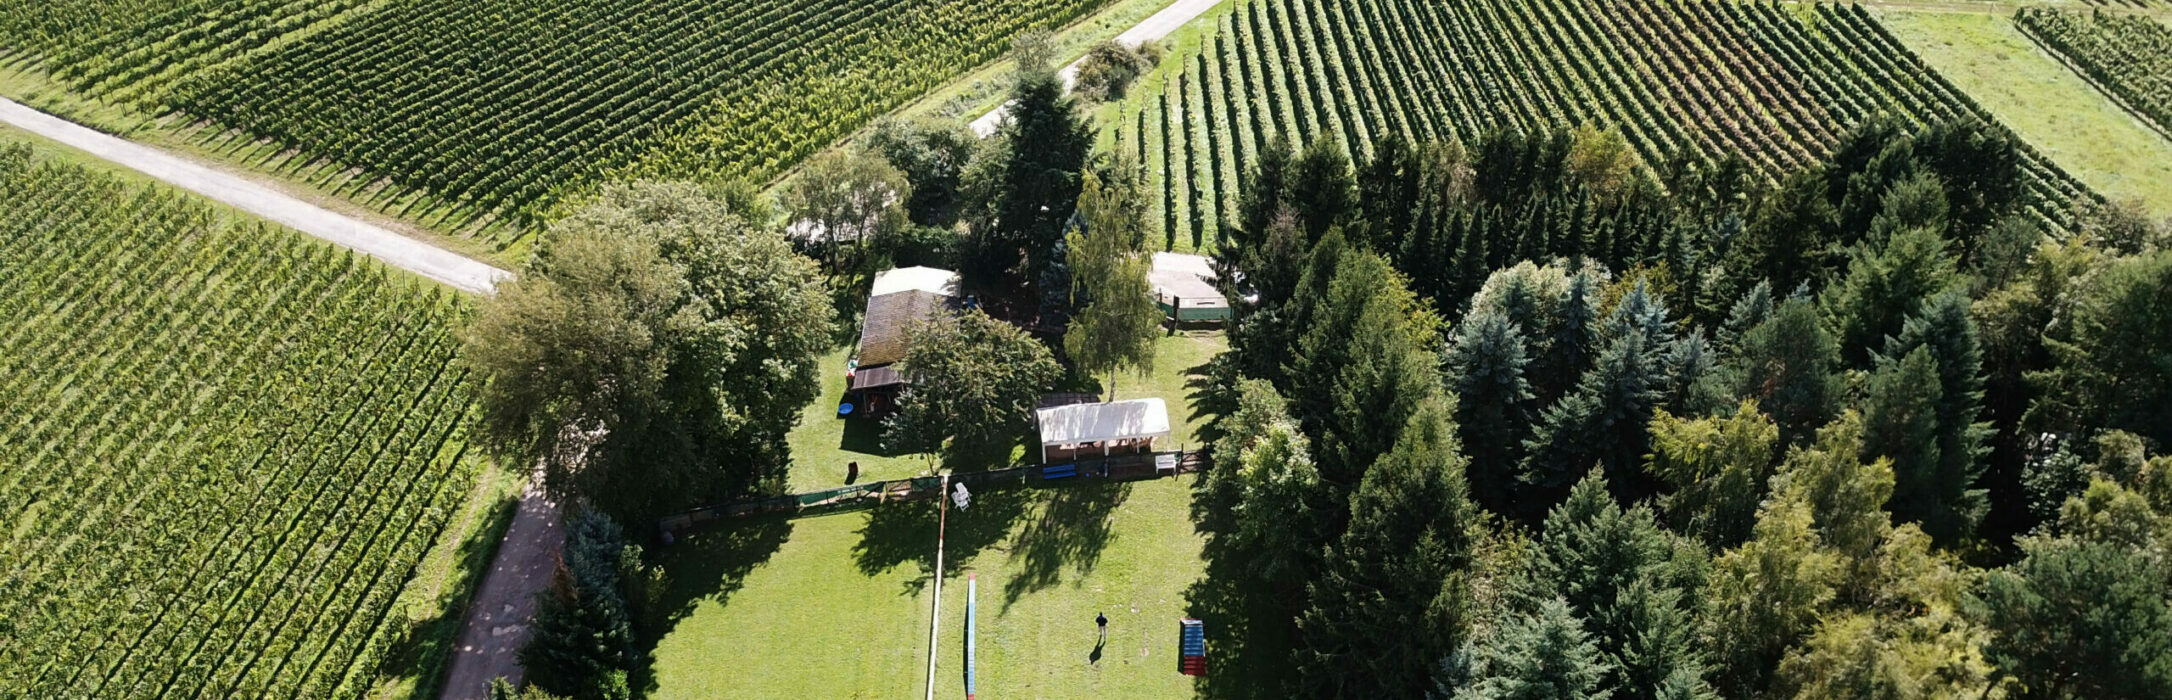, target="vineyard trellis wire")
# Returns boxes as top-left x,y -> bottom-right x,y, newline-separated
1113,0 -> 2102,254
0,142 -> 479,699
